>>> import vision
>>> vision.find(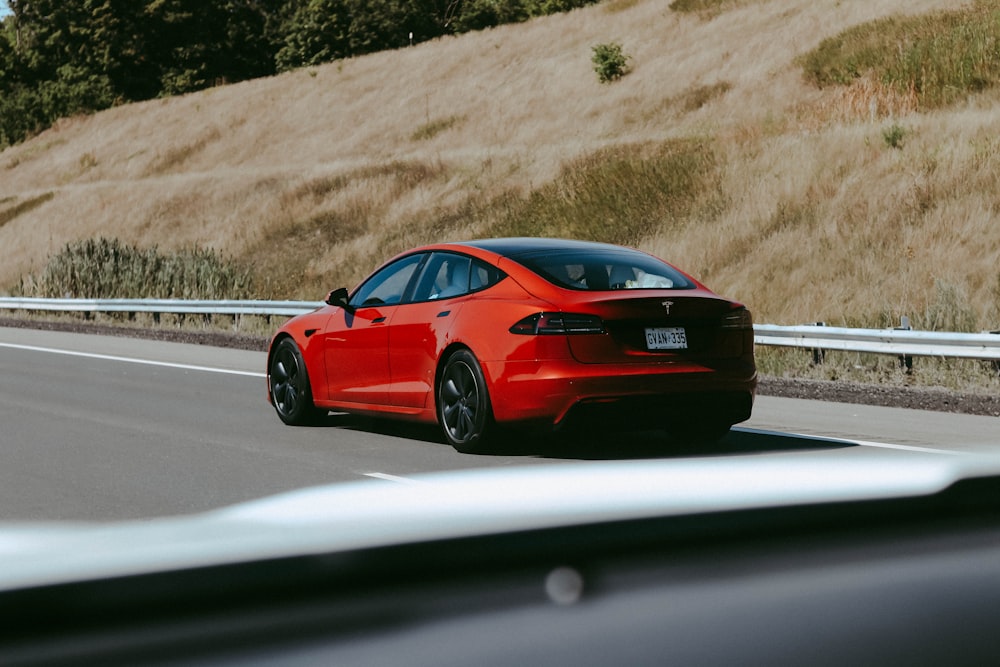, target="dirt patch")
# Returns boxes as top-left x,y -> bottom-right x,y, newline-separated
758,375 -> 1000,418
